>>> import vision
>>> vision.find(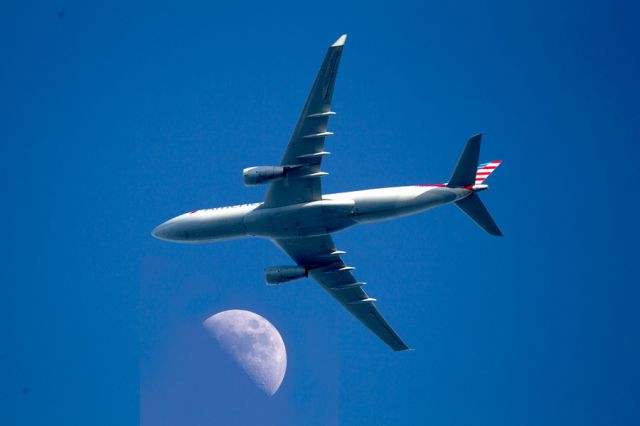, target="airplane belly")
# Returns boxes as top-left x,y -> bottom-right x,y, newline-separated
244,199 -> 355,238
349,190 -> 401,223
195,215 -> 247,241
340,186 -> 462,224
394,187 -> 458,217
173,208 -> 252,243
